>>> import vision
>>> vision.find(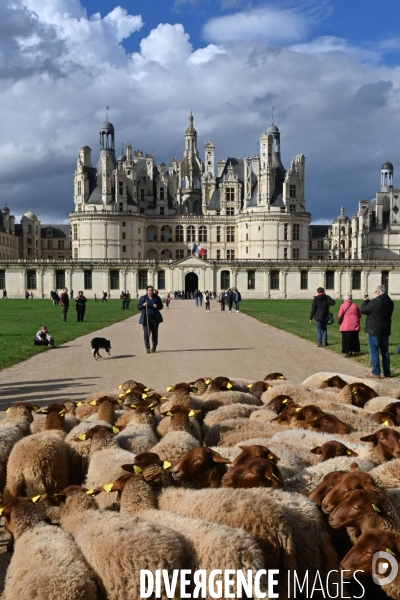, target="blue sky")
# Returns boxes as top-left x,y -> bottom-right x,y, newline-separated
2,0 -> 400,223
